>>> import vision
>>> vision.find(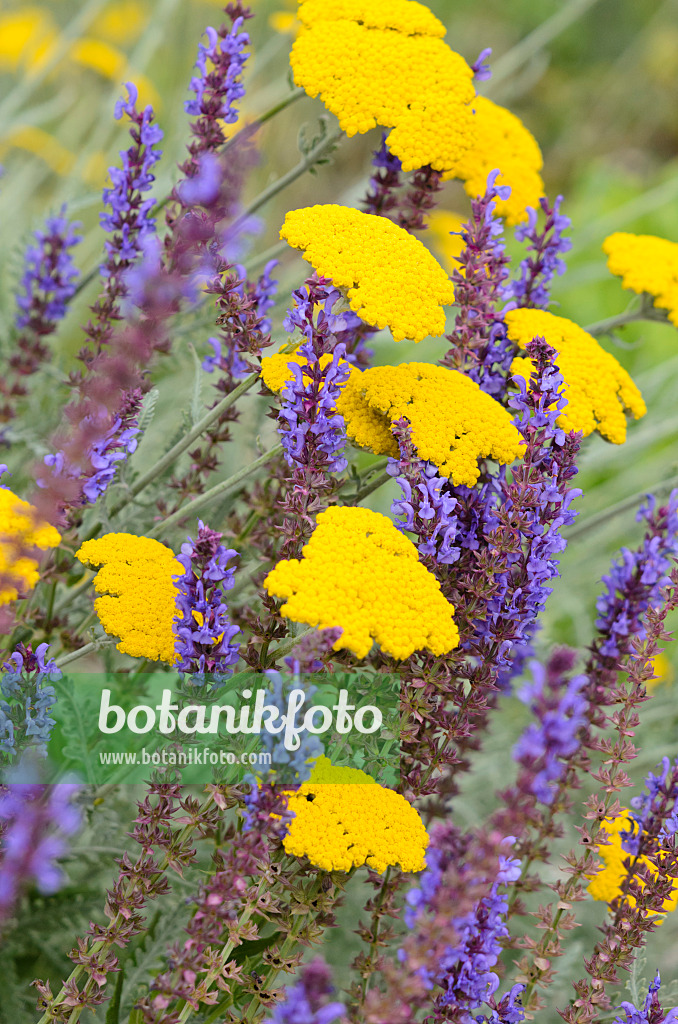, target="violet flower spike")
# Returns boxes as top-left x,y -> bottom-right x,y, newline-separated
612,972 -> 678,1024
173,520 -> 240,686
472,47 -> 493,81
15,206 -> 81,335
503,195 -> 572,308
265,960 -> 346,1024
0,643 -> 61,760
